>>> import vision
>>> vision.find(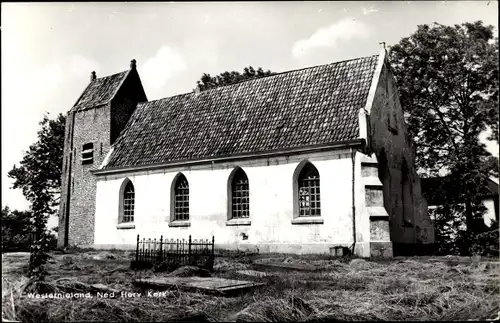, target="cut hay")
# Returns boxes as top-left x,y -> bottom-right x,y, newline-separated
348,258 -> 378,270
13,295 -> 219,322
234,294 -> 316,322
166,266 -> 211,278
214,259 -> 250,272
3,249 -> 499,322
